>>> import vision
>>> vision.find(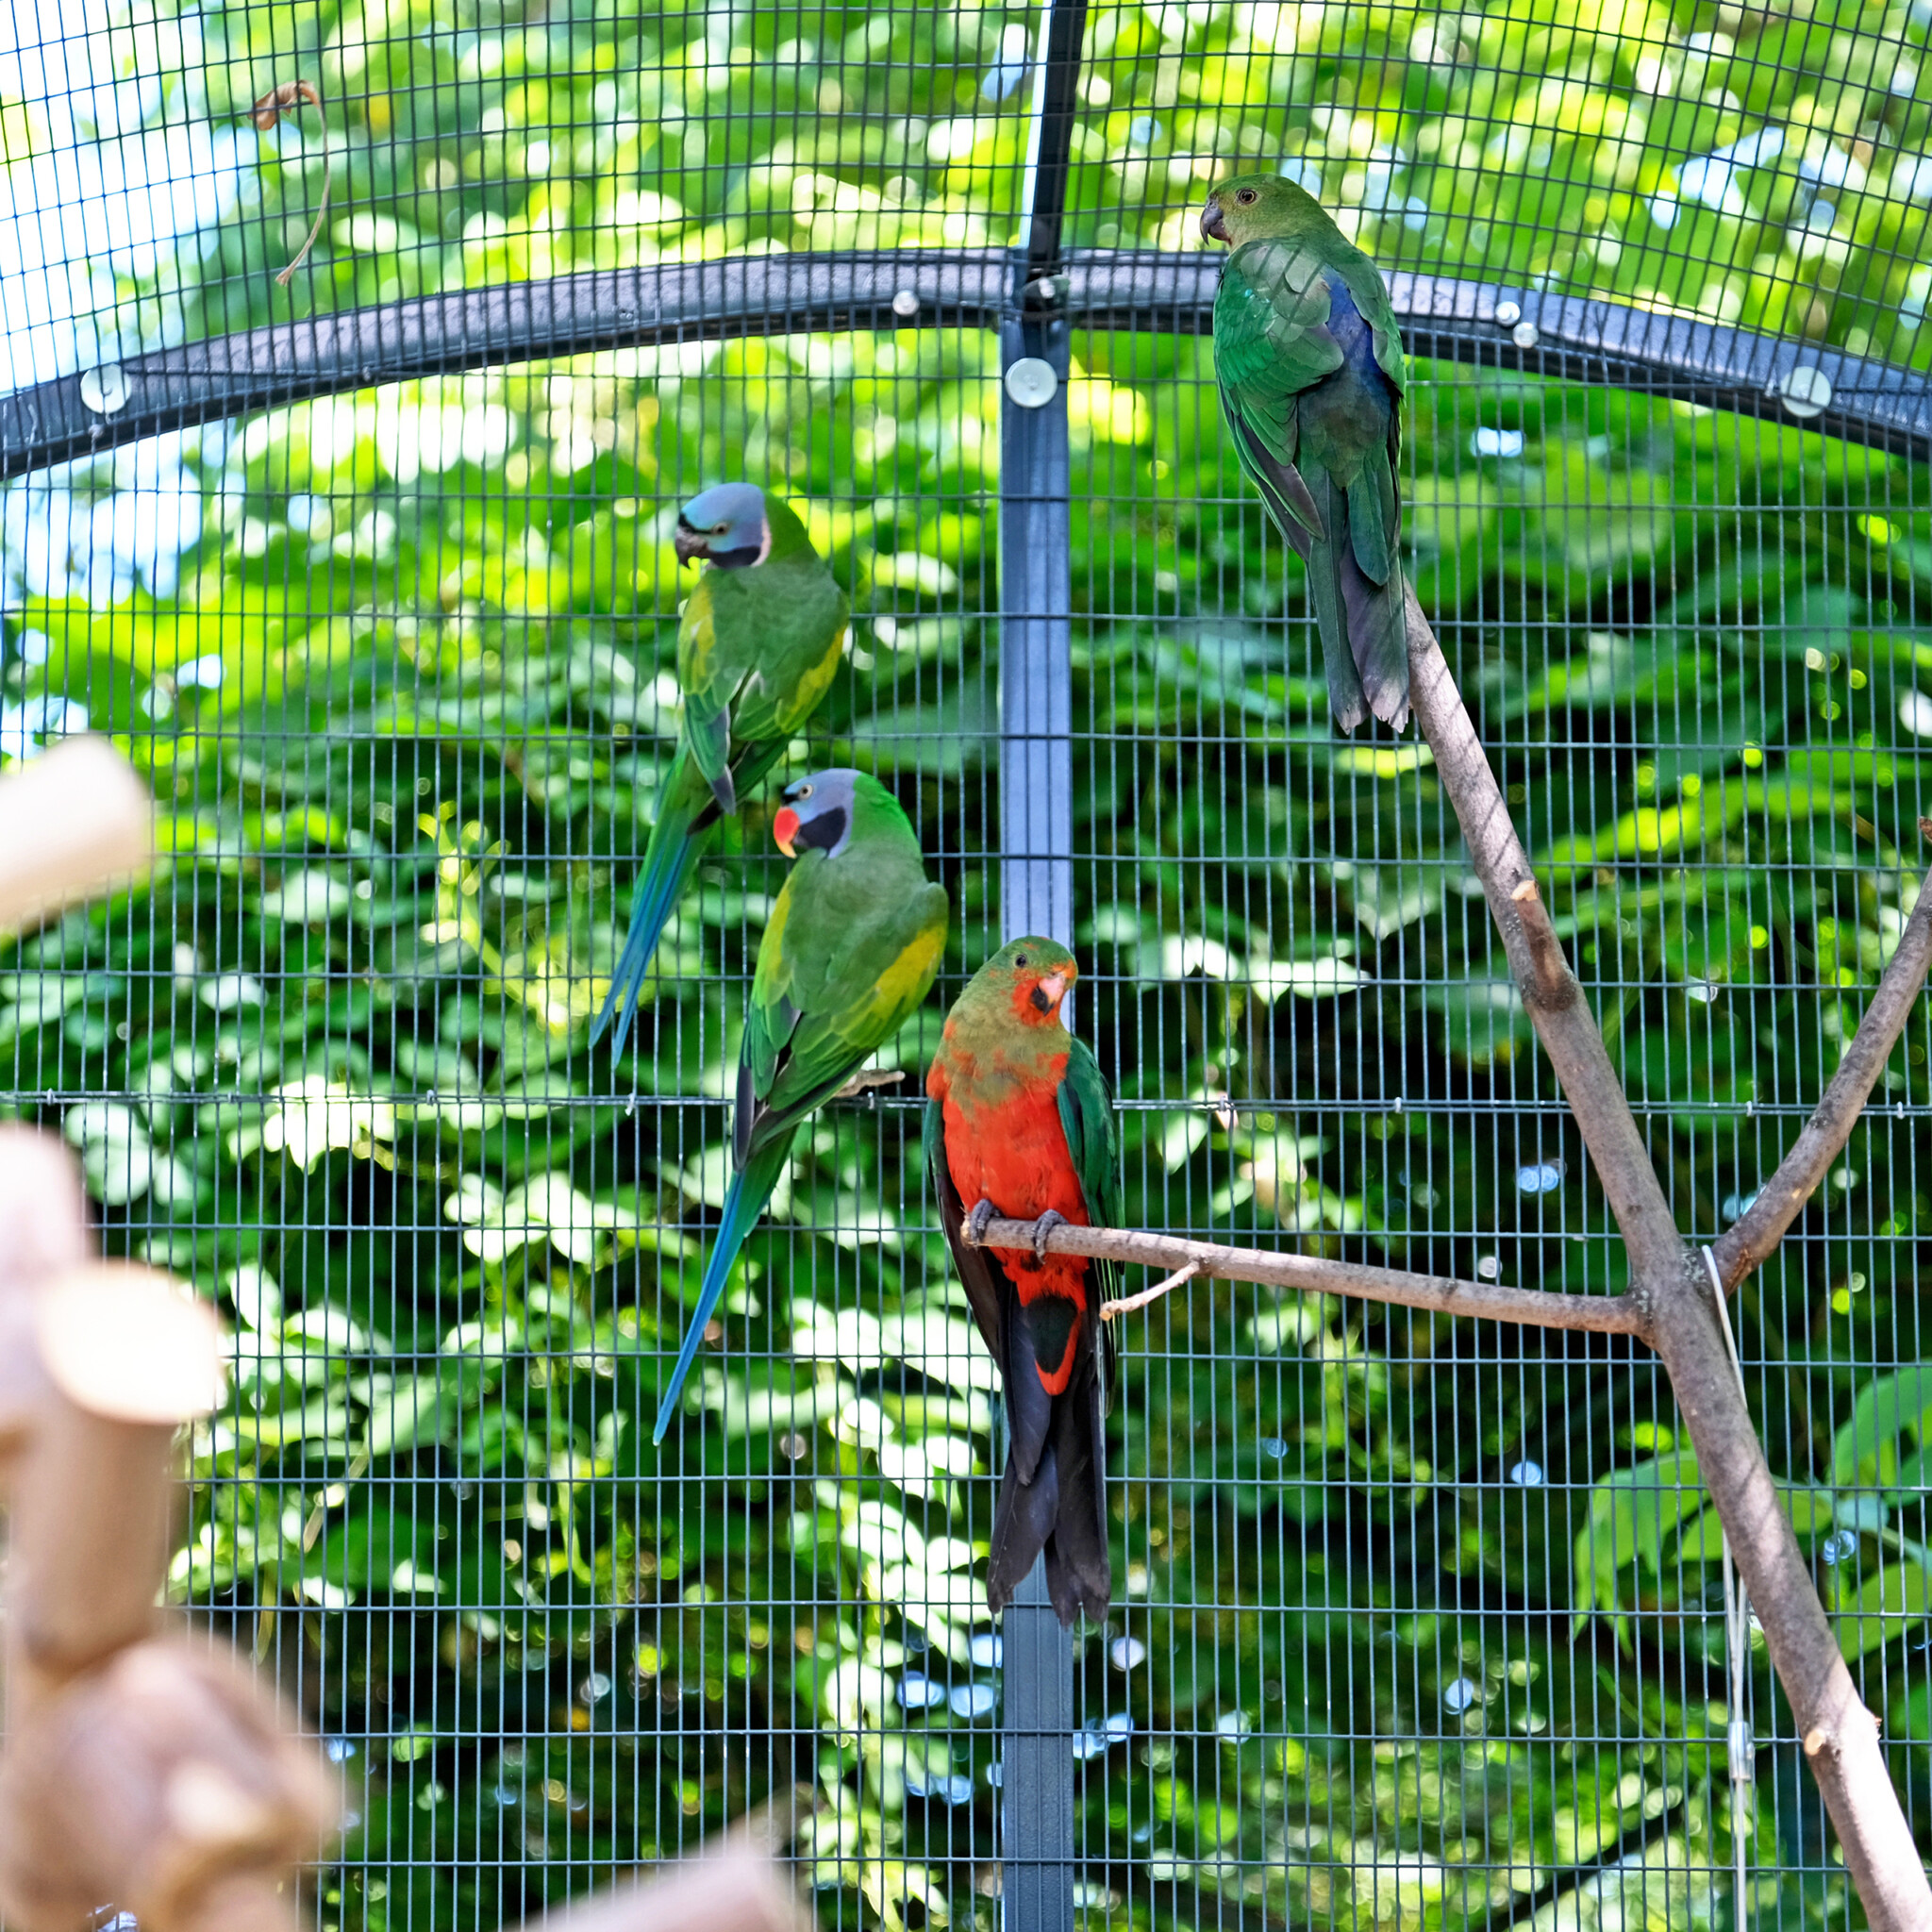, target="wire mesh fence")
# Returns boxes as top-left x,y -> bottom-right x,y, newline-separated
3,1 -> 1932,1928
